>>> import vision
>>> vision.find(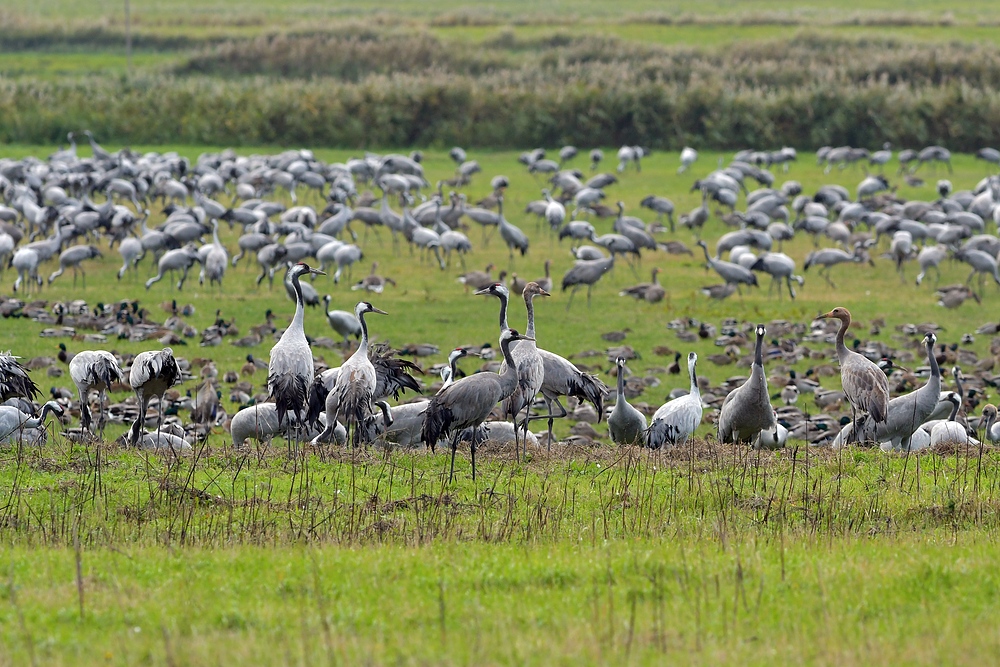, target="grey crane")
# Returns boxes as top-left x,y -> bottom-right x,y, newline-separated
561,254 -> 615,310
803,245 -> 866,288
868,143 -> 892,172
975,148 -> 1000,169
0,351 -> 40,403
718,325 -> 776,445
981,404 -> 999,444
117,236 -> 145,280
422,327 -> 531,481
69,350 -> 123,435
750,252 -> 802,299
0,401 -> 64,446
819,307 -> 890,443
11,248 -> 42,293
608,357 -> 647,446
231,402 -> 341,447
929,390 -> 969,449
268,262 -> 325,432
640,195 -> 676,231
314,301 -> 386,446
915,244 -> 948,286
678,147 -> 698,174
145,244 -> 200,291
47,245 -> 102,287
332,243 -> 363,284
647,352 -> 703,448
543,189 -> 566,231
589,149 -> 603,171
679,192 -> 710,237
887,230 -> 914,282
127,347 -> 180,446
697,240 -> 758,291
832,332 -> 941,450
500,281 -> 549,454
558,220 -> 596,247
254,243 -> 289,288
476,282 -> 607,447
954,247 -> 1000,295
199,219 -> 228,290
497,196 -> 529,261
913,145 -> 952,173
322,295 -> 362,346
